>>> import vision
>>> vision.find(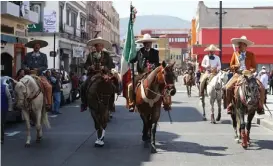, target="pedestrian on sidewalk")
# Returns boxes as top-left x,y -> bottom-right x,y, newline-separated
269,70 -> 273,95
51,70 -> 62,115
260,69 -> 269,103
1,81 -> 13,144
